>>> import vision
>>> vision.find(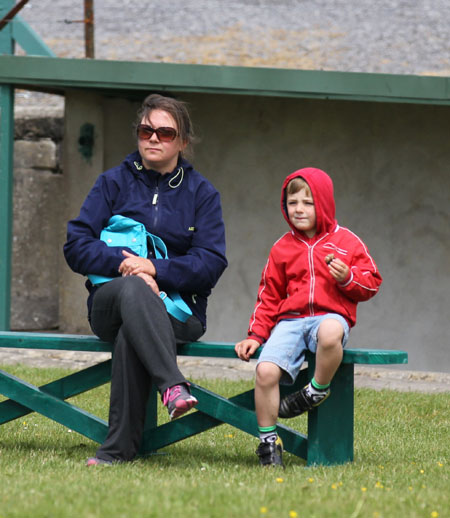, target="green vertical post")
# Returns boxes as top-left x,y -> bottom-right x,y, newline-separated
0,0 -> 15,330
307,359 -> 355,466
